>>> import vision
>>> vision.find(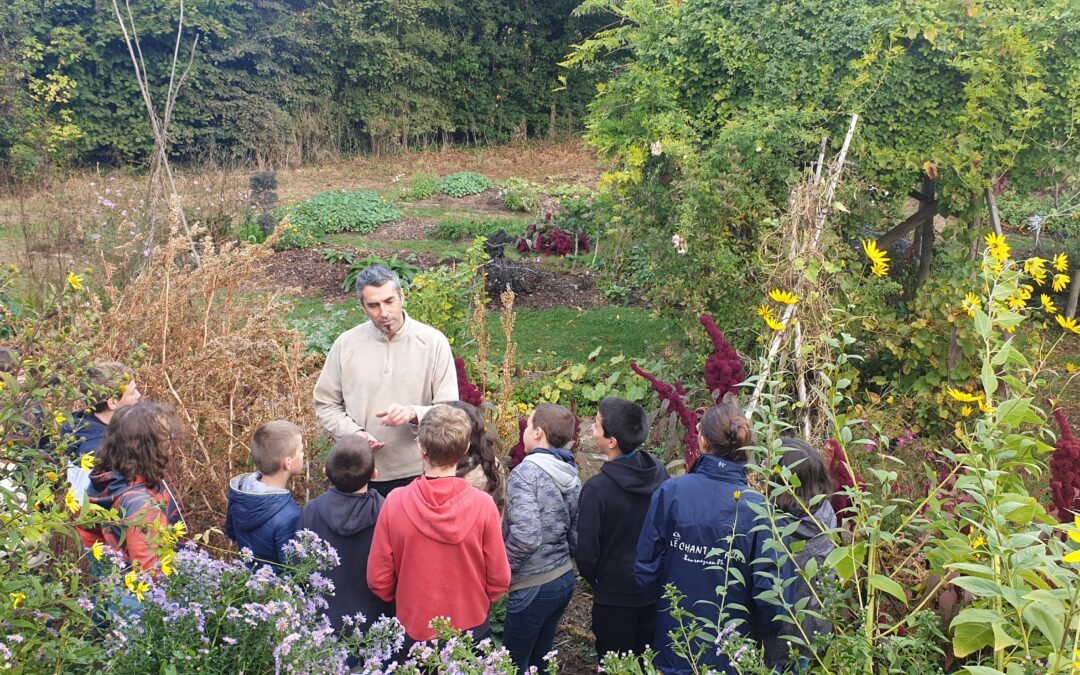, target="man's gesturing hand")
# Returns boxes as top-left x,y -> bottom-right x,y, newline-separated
356,429 -> 385,451
375,404 -> 418,427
